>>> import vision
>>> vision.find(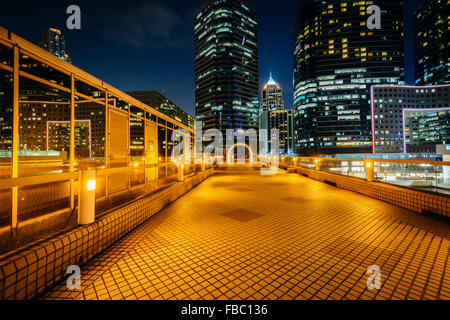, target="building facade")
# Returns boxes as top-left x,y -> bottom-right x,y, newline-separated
259,73 -> 293,154
293,0 -> 404,156
39,28 -> 71,63
194,0 -> 259,136
371,85 -> 450,154
18,75 -> 106,159
413,0 -> 449,85
259,109 -> 294,155
261,73 -> 284,111
405,109 -> 450,154
127,91 -> 194,130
